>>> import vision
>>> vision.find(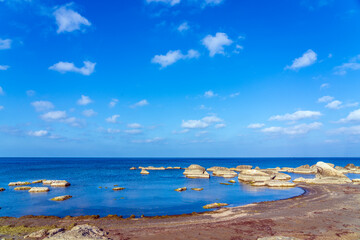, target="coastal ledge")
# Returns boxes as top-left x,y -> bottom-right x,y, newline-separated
2,184 -> 360,239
